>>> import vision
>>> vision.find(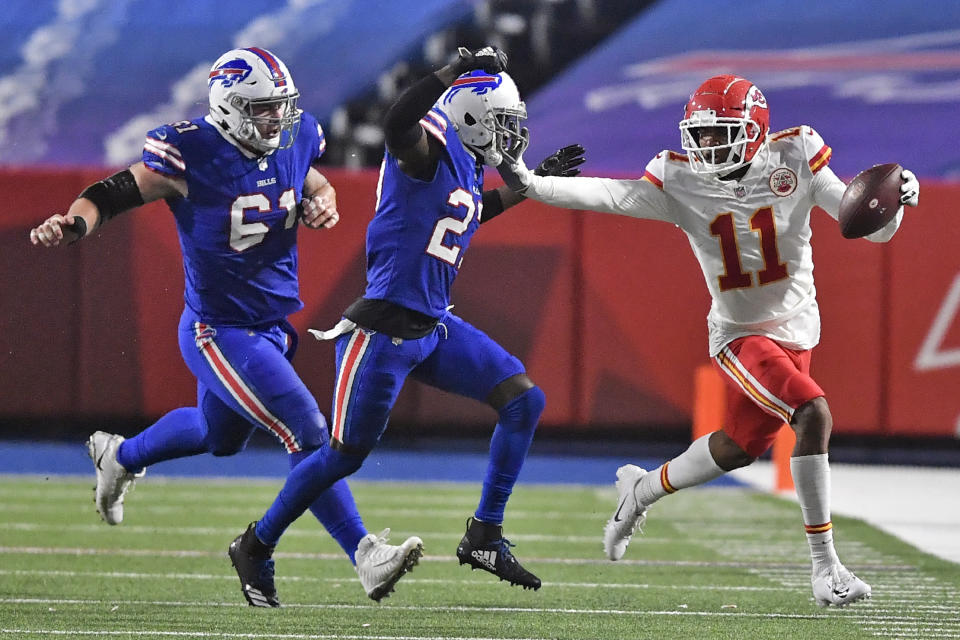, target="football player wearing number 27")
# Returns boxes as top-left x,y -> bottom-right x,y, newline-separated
500,75 -> 920,607
238,46 -> 582,593
29,48 -> 423,607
